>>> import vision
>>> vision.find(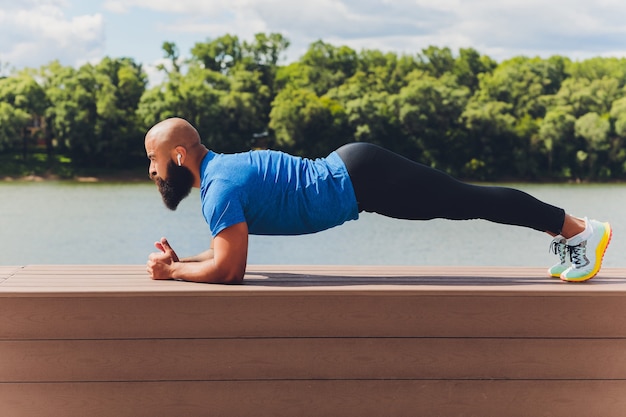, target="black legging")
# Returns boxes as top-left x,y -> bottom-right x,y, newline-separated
335,142 -> 565,235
